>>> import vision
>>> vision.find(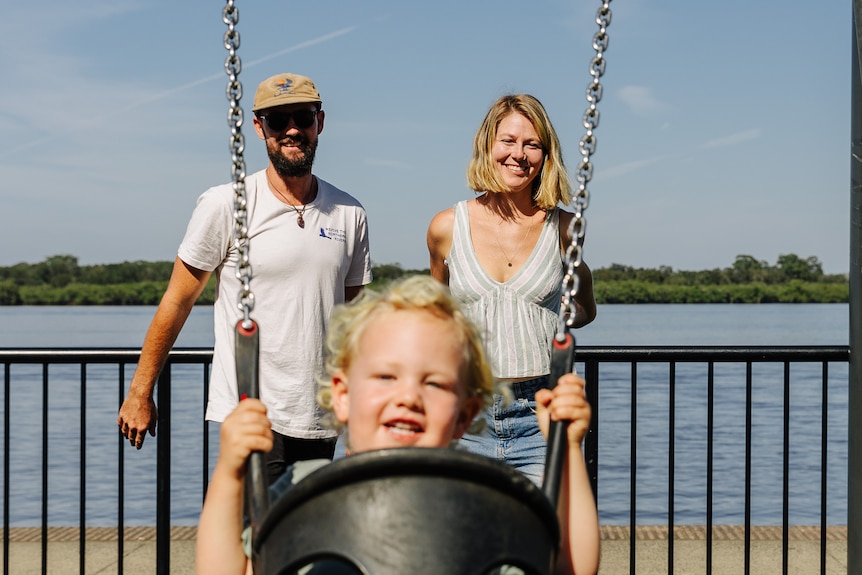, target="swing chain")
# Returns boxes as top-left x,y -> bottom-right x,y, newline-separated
223,0 -> 254,328
559,0 -> 612,334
